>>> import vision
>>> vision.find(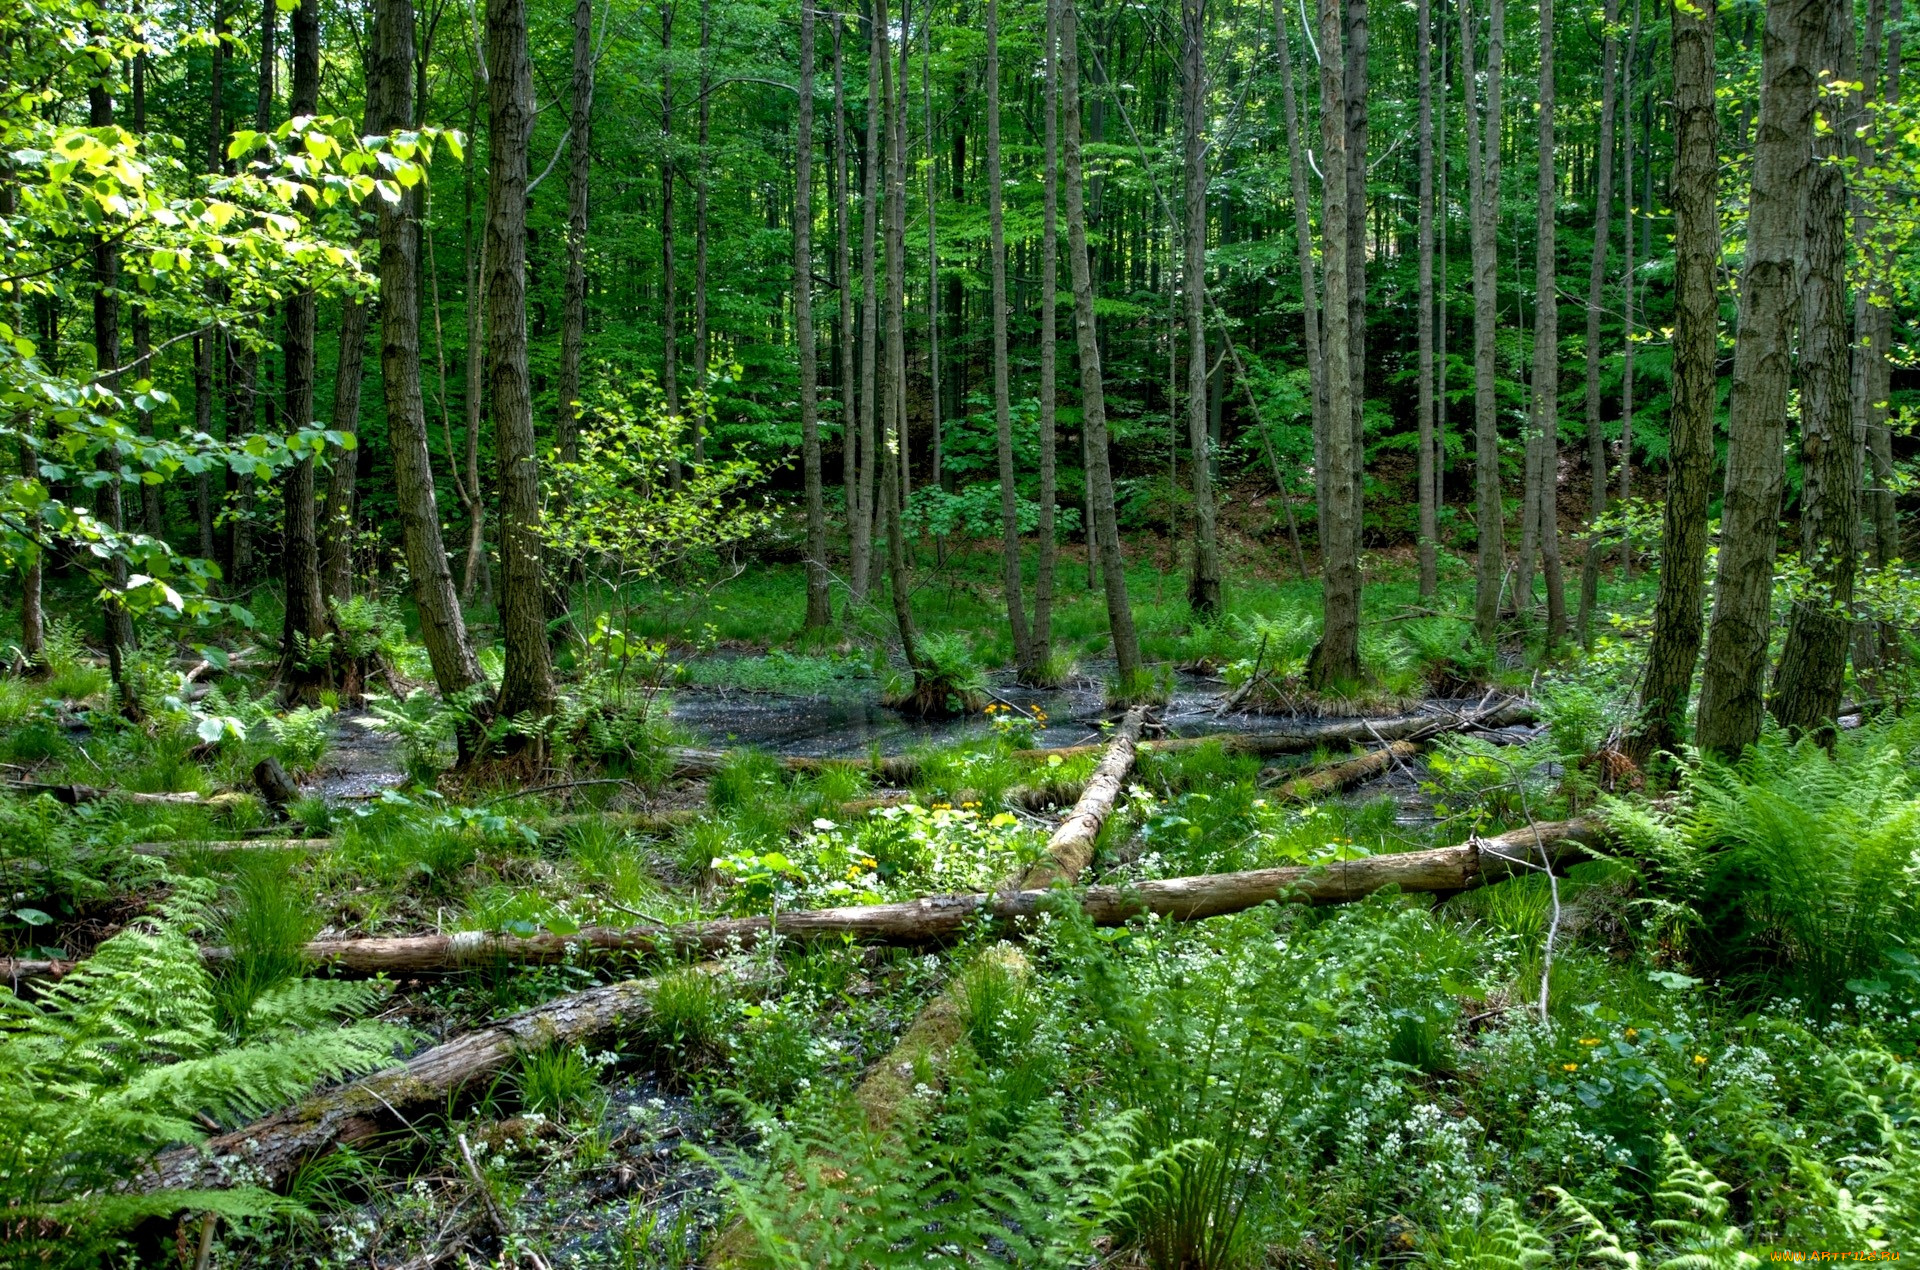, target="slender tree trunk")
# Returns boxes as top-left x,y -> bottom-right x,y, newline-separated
1617,0 -> 1639,575
831,13 -> 861,607
371,0 -> 486,704
660,2 -> 679,486
280,0 -> 328,698
878,0 -> 921,668
1061,0 -> 1142,687
1858,0 -> 1897,568
1462,0 -> 1505,647
693,0 -> 710,463
1033,0 -> 1061,670
1696,0 -> 1823,757
797,4 -> 832,630
1273,0 -> 1325,572
1181,0 -> 1221,618
485,0 -> 557,741
924,16 -> 941,490
197,0 -> 226,573
988,0 -> 1034,673
558,0 -> 593,473
1627,0 -> 1717,760
89,72 -> 136,716
1415,0 -> 1438,599
131,52 -> 163,541
852,5 -> 884,605
256,0 -> 276,127
1576,0 -> 1621,644
1770,0 -> 1856,733
1530,0 -> 1565,647
1307,0 -> 1360,688
1342,0 -> 1368,583
321,297 -> 369,604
